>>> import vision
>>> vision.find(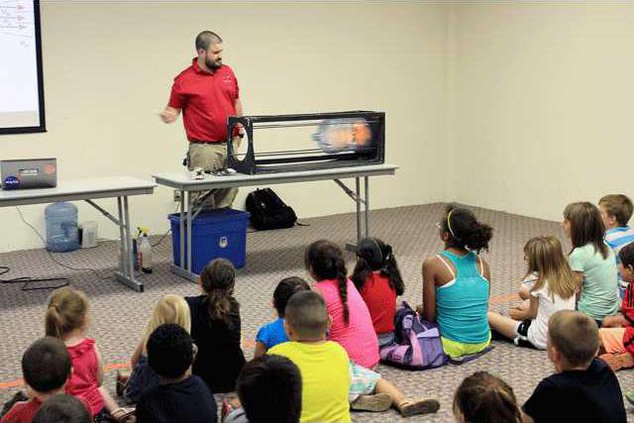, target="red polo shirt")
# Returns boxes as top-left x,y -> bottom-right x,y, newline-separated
168,59 -> 240,143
